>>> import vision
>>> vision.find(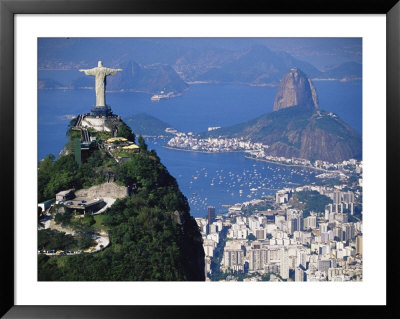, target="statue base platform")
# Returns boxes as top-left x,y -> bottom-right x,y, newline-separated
91,105 -> 112,117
